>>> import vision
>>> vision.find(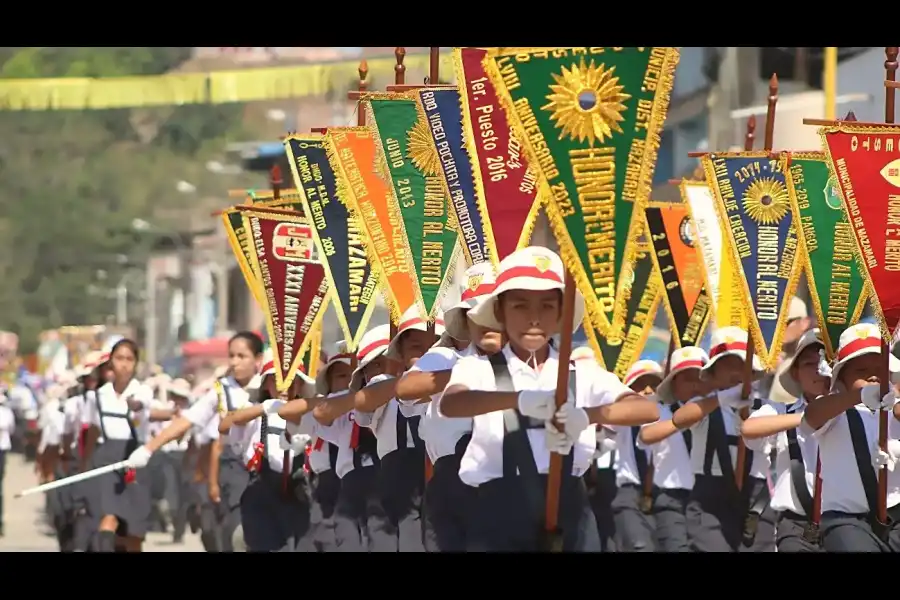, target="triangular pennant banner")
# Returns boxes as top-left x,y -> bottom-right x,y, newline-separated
820,123 -> 900,338
366,93 -> 460,318
644,202 -> 711,347
285,135 -> 380,351
585,245 -> 661,379
242,208 -> 330,391
785,151 -> 869,357
222,208 -> 263,307
702,151 -> 803,368
483,47 -> 680,337
324,127 -> 418,321
412,86 -> 490,267
453,47 -> 542,265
